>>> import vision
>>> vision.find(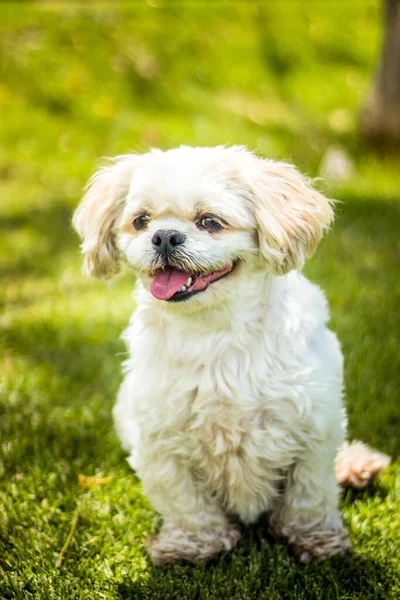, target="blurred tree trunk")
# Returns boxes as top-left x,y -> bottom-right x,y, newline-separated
361,0 -> 400,145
